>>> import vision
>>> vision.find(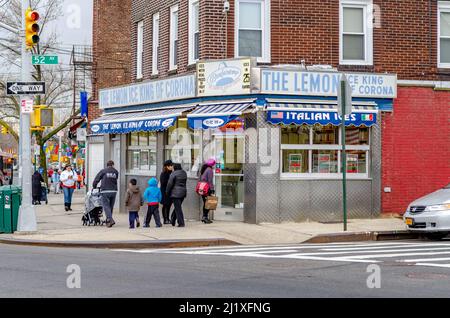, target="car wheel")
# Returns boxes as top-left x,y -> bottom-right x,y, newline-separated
425,232 -> 449,241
